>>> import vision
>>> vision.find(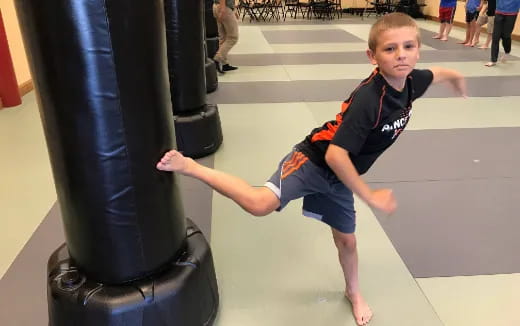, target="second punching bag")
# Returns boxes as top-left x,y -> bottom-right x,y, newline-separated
164,0 -> 206,114
164,0 -> 223,158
